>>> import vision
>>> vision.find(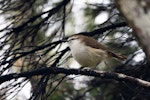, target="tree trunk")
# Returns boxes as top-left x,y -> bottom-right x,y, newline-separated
115,0 -> 150,63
